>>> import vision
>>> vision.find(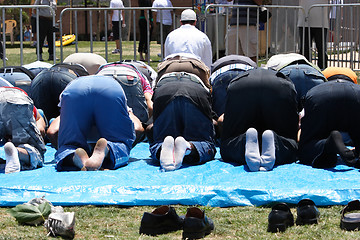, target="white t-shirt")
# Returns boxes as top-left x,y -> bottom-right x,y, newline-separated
110,0 -> 124,22
298,0 -> 329,28
152,0 -> 173,25
164,24 -> 212,68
